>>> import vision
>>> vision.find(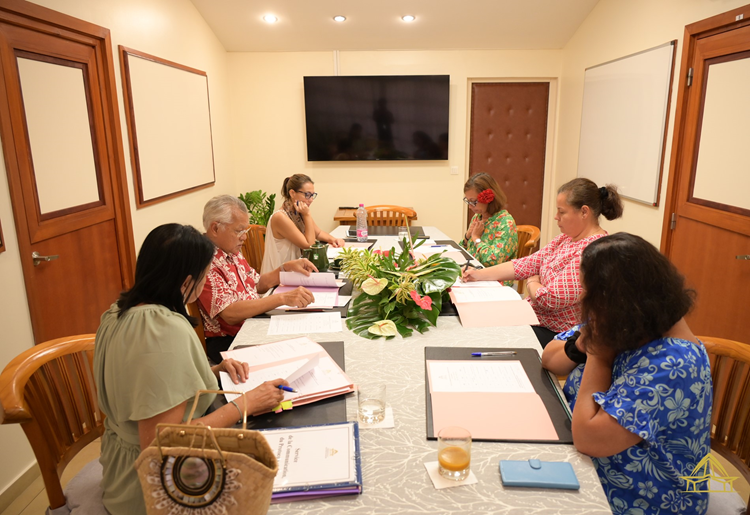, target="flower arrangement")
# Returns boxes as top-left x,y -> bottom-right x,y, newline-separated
339,242 -> 461,339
